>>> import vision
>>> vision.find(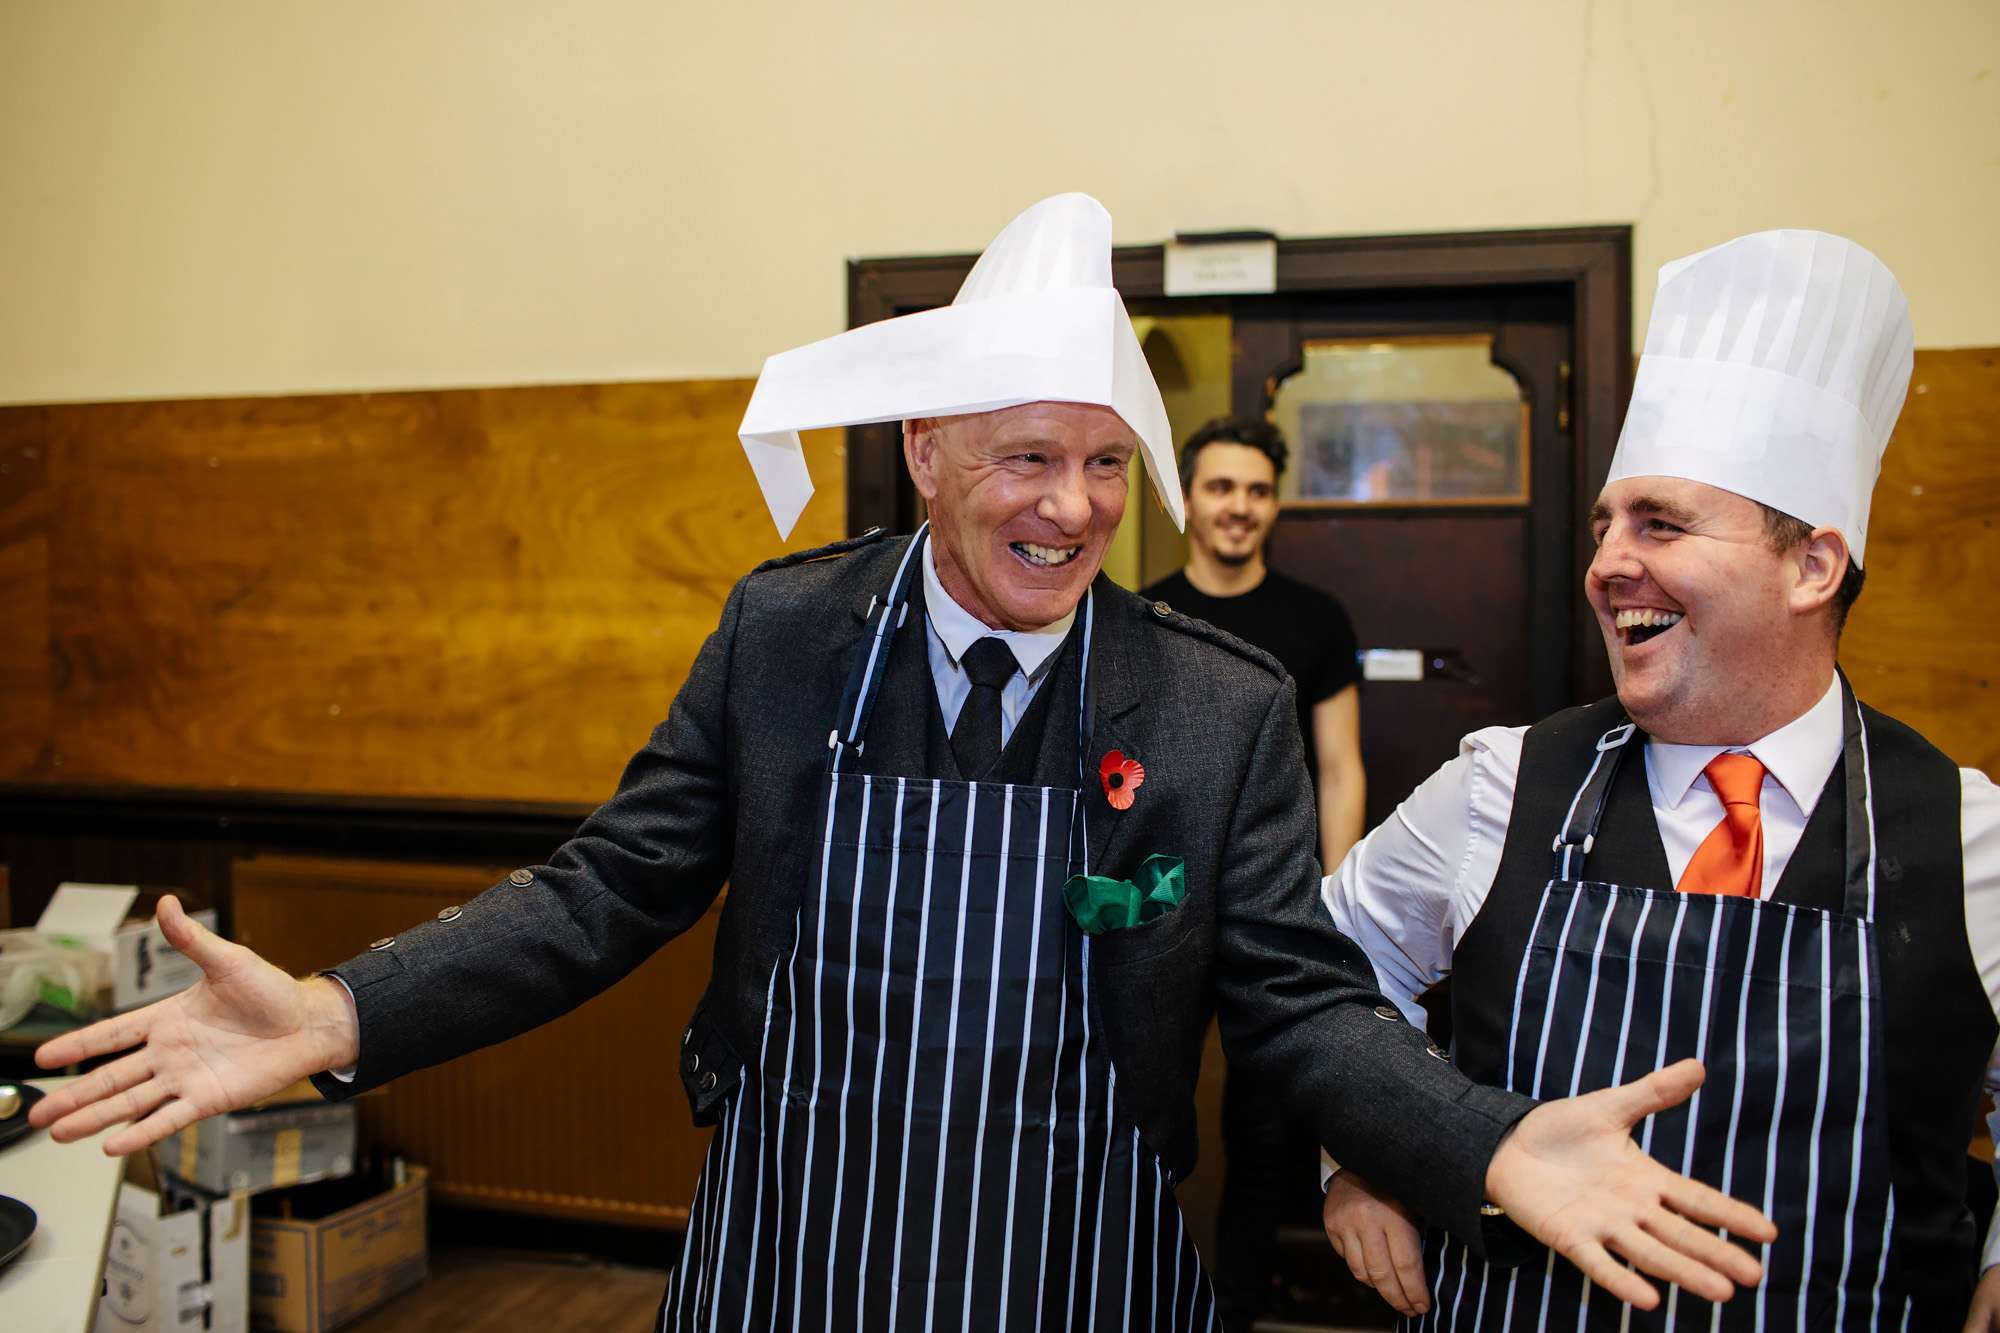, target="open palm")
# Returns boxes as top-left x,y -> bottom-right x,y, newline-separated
29,895 -> 357,1154
1487,1058 -> 1777,1309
